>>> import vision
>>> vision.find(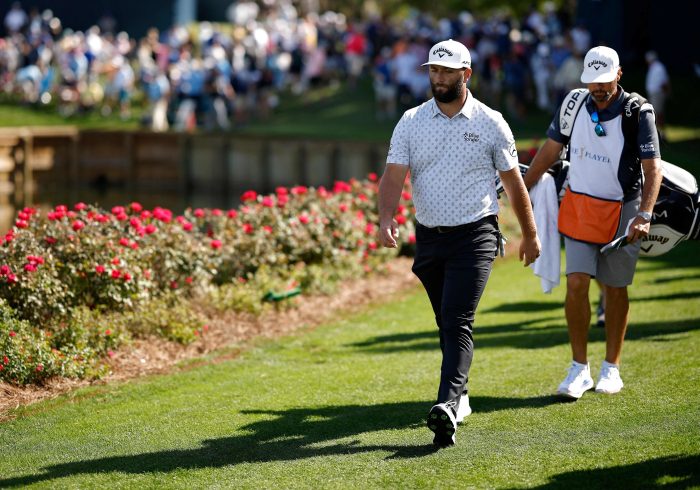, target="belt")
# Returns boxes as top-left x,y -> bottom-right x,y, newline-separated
431,224 -> 470,234
418,215 -> 496,234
